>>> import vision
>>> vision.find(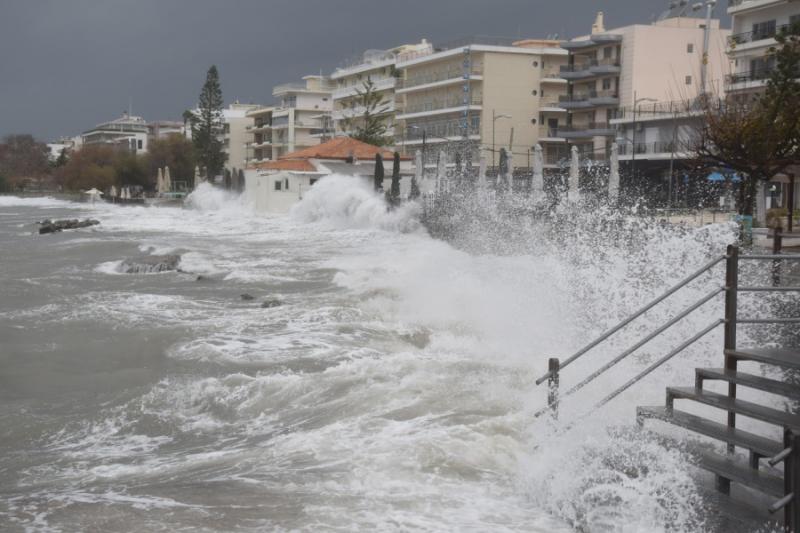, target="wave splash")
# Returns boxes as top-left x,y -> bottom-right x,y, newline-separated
290,174 -> 422,232
184,183 -> 250,214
